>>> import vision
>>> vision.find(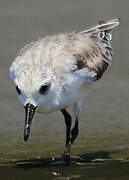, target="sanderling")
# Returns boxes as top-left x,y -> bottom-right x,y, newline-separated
10,18 -> 119,160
